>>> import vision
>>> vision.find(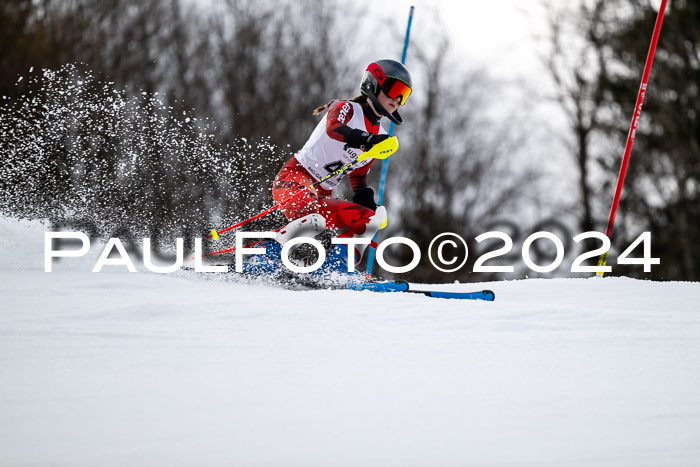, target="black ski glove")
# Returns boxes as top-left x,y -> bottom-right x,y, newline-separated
353,187 -> 377,211
345,130 -> 390,152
